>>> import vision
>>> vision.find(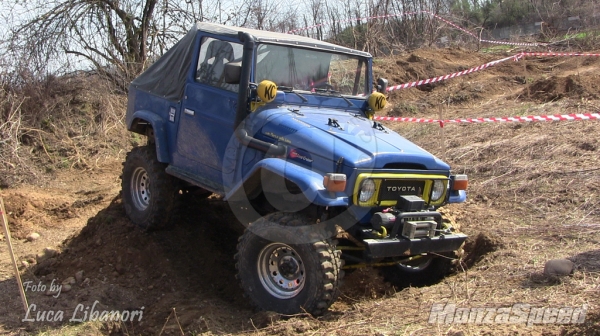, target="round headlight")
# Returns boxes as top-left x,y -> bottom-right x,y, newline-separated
359,179 -> 376,203
431,180 -> 445,202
